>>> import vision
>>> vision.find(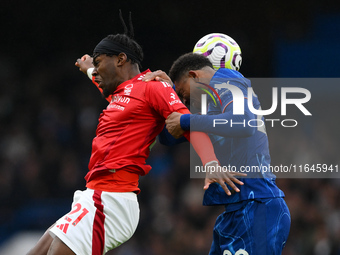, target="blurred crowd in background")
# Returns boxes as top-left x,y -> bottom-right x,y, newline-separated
0,0 -> 340,254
